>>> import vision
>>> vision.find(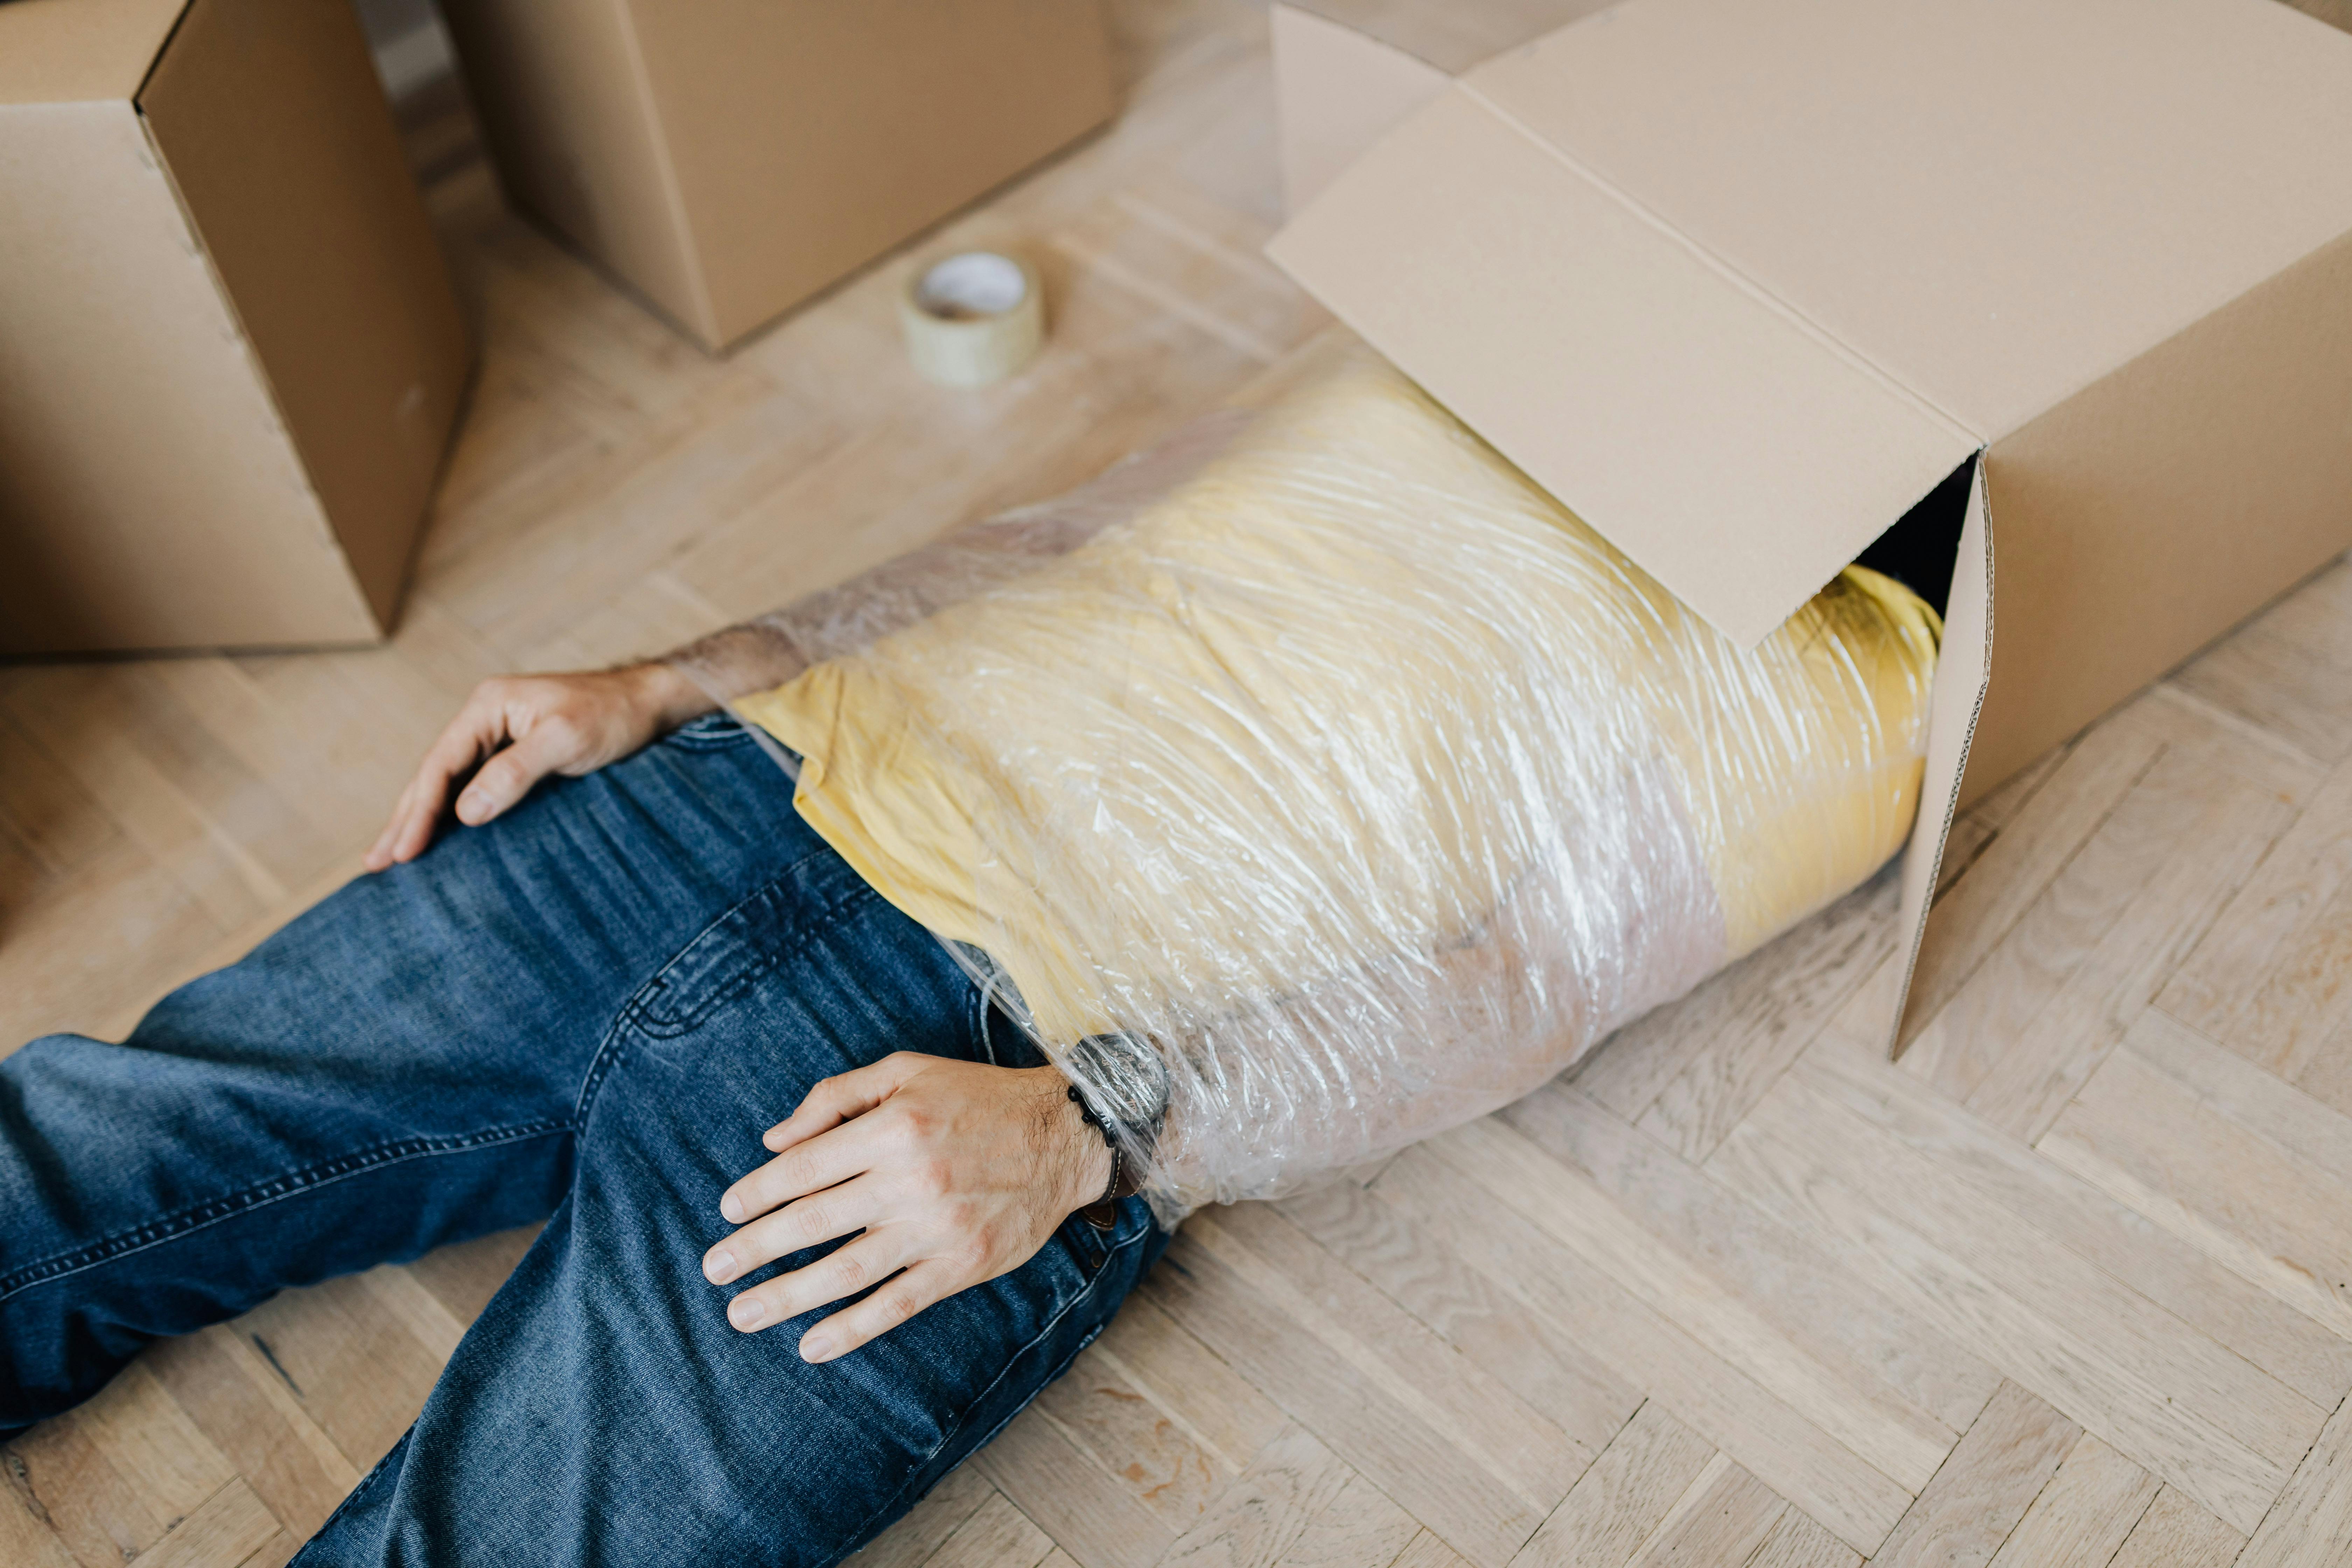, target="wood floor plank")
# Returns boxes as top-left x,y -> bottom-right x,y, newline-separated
1154,1424 -> 1358,1568
923,1489 -> 1057,1568
141,1329 -> 361,1545
2168,555 -> 2352,767
1865,1381 -> 2079,1568
1981,1434 -> 2157,1568
1509,1401 -> 1715,1568
1272,1180 -> 1640,1468
4,1398 -> 182,1568
1711,1095 -> 2288,1533
122,1479 -> 279,1568
1372,1147 -> 1912,1557
1141,1205 -> 1568,1568
1906,740 -> 2273,1116
1084,1296 -> 1290,1478
1960,748 -> 2296,1141
1895,701 -> 2168,1071
1797,1042 -> 2352,1408
2105,1485 -> 2245,1568
1741,1510 -> 1857,1568
1272,1472 -> 1420,1568
847,1467 -> 994,1568
2040,1045 -> 2352,1344
230,1275 -> 445,1474
39,1363 -> 235,1564
1624,1456 -> 1786,1568
1757,1062 -> 2325,1474
2158,755 -> 2352,1074
1571,873 -> 1893,1141
972,1401 -> 1175,1568
1429,1117 -> 1954,1493
1388,1531 -> 1475,1568
1022,1347 -> 1236,1539
2238,1394 -> 2352,1568
1500,1082 -> 1999,1435
2127,1007 -> 2352,1192
1634,874 -> 1900,1163
0,1483 -> 83,1568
